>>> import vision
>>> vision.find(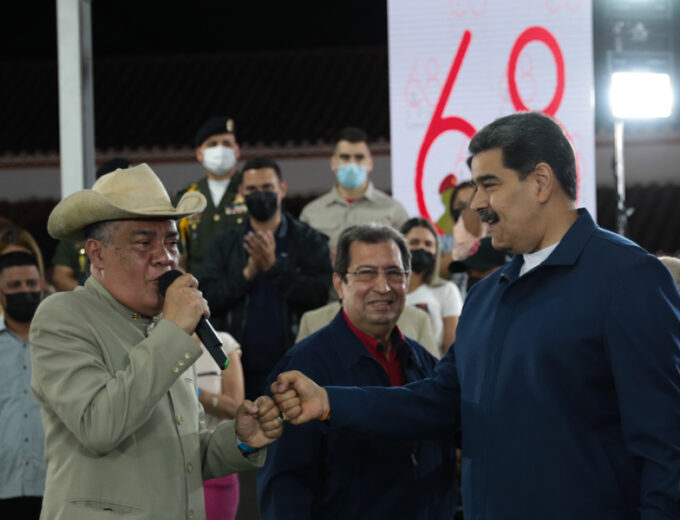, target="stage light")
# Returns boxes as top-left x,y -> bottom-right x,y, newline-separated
610,71 -> 674,118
